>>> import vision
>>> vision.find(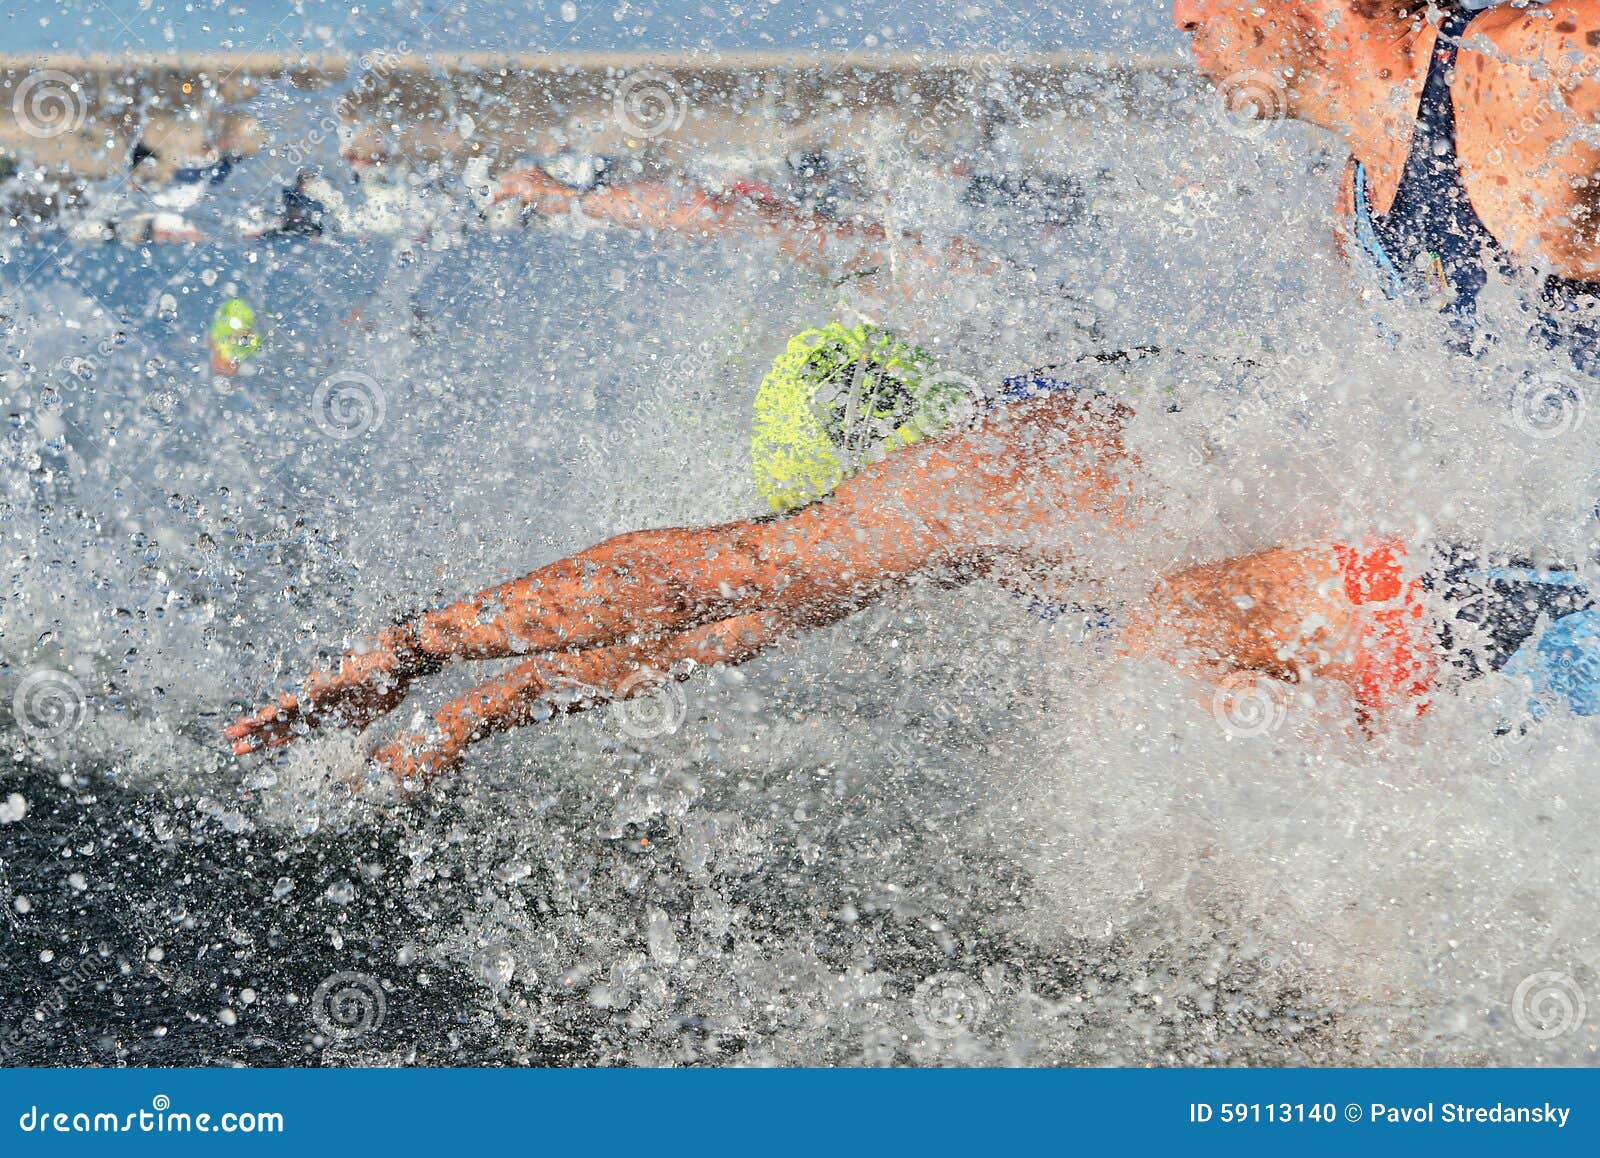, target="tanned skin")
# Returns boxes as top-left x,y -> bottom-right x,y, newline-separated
230,1 -> 1597,783
227,394 -> 1356,782
1175,0 -> 1600,276
487,167 -> 1000,286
